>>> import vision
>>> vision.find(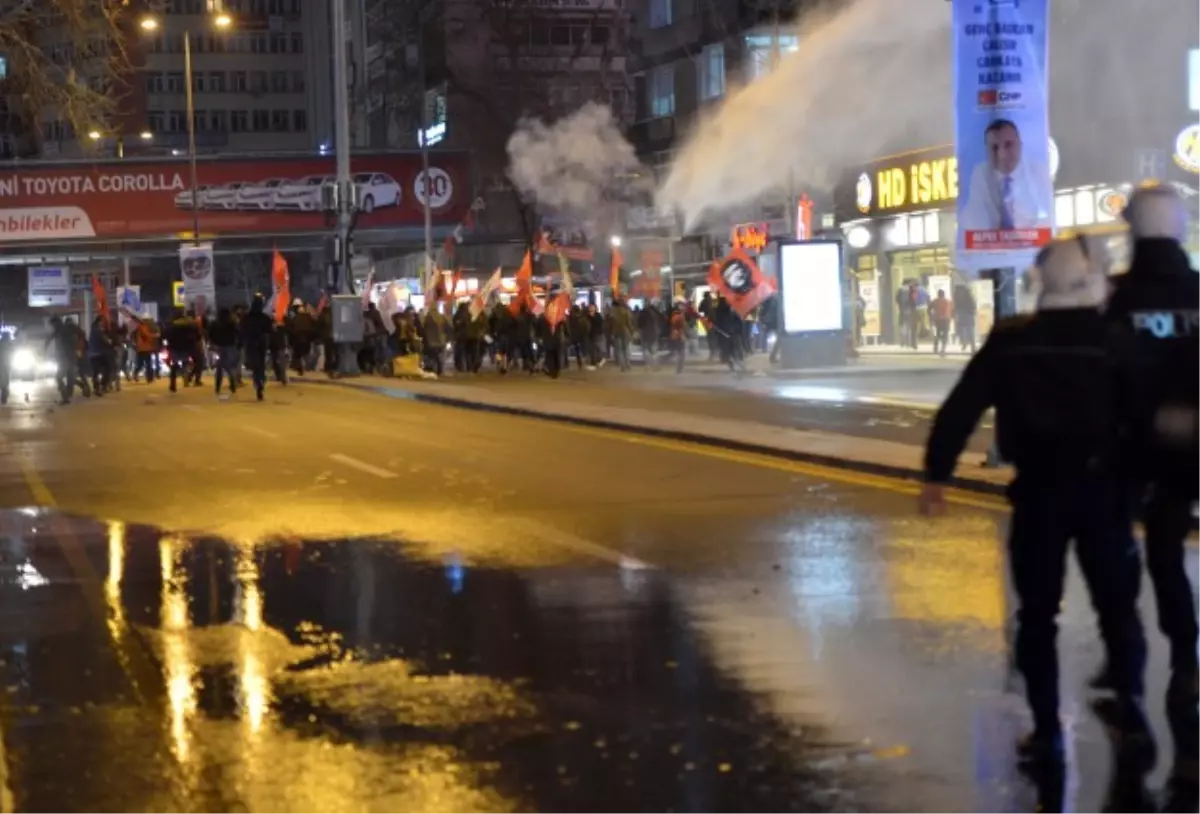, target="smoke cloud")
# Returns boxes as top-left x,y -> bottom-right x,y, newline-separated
657,0 -> 952,231
506,102 -> 648,230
